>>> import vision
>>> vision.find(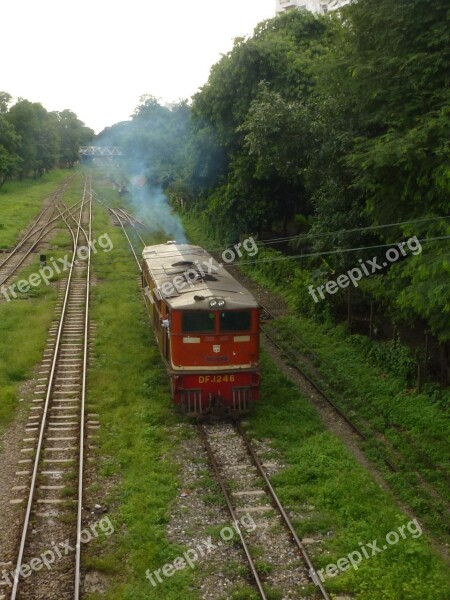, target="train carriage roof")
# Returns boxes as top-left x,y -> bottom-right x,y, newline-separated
142,243 -> 259,310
